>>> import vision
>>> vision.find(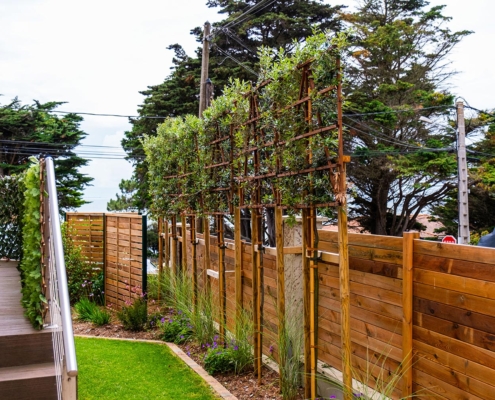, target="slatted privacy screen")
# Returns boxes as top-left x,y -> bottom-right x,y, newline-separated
105,213 -> 147,307
66,212 -> 105,268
